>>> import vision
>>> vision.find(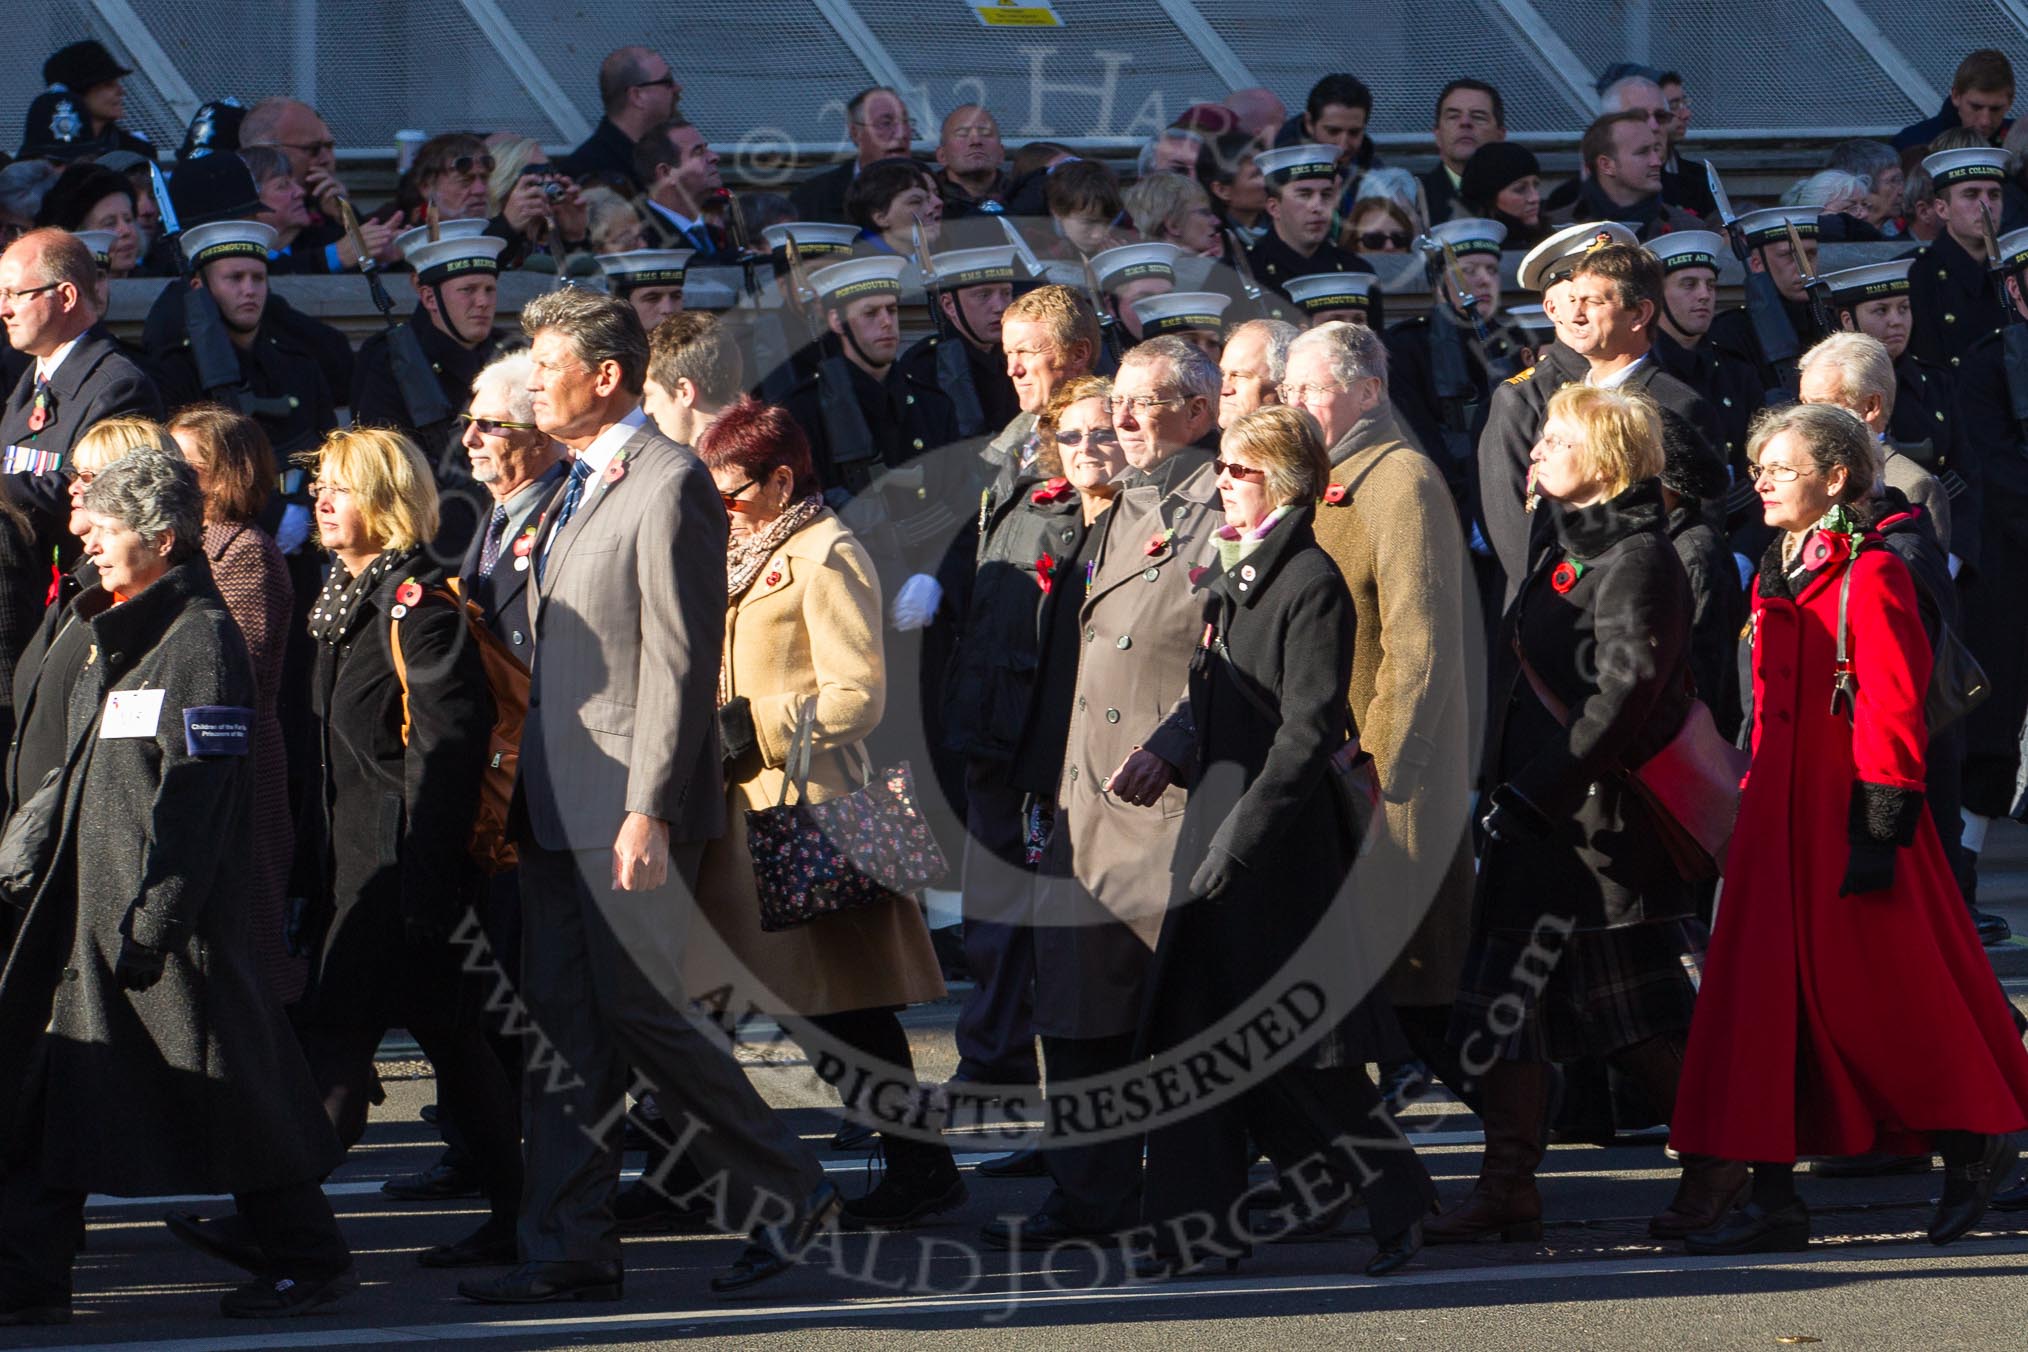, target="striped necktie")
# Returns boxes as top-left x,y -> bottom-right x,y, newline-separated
537,458 -> 595,583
